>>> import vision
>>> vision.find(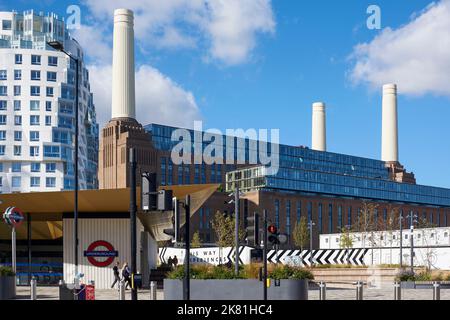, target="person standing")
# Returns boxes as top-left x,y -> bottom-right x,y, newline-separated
172,255 -> 179,268
111,261 -> 121,289
122,262 -> 131,290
